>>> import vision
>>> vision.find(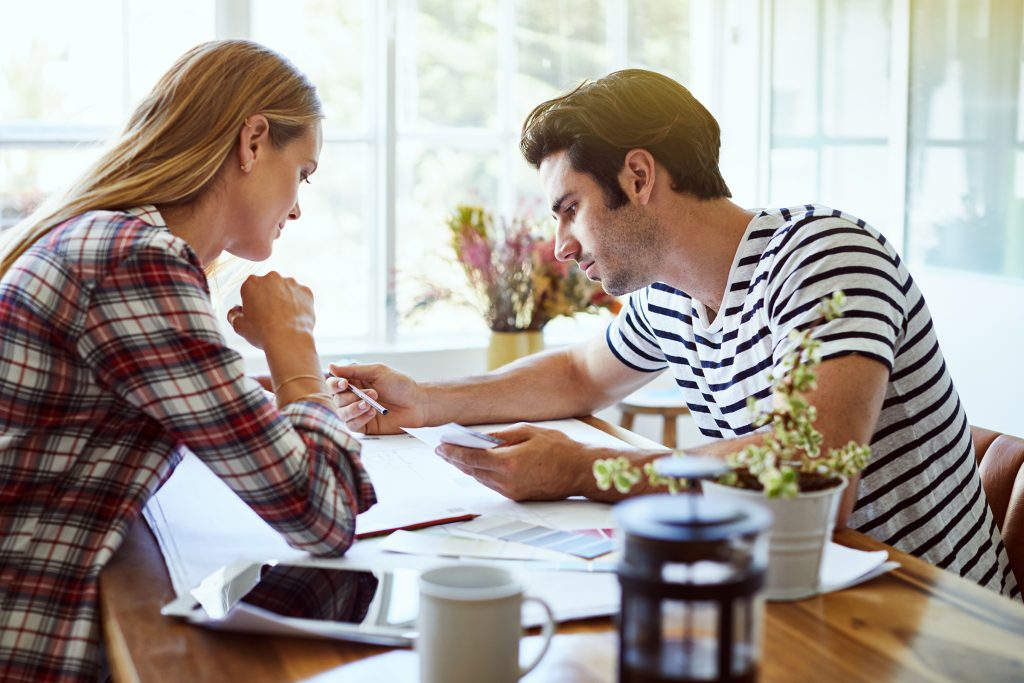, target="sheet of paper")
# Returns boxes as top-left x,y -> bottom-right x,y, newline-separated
144,419 -> 629,597
352,432 -> 481,537
143,453 -> 306,596
358,419 -> 625,535
819,541 -> 899,592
